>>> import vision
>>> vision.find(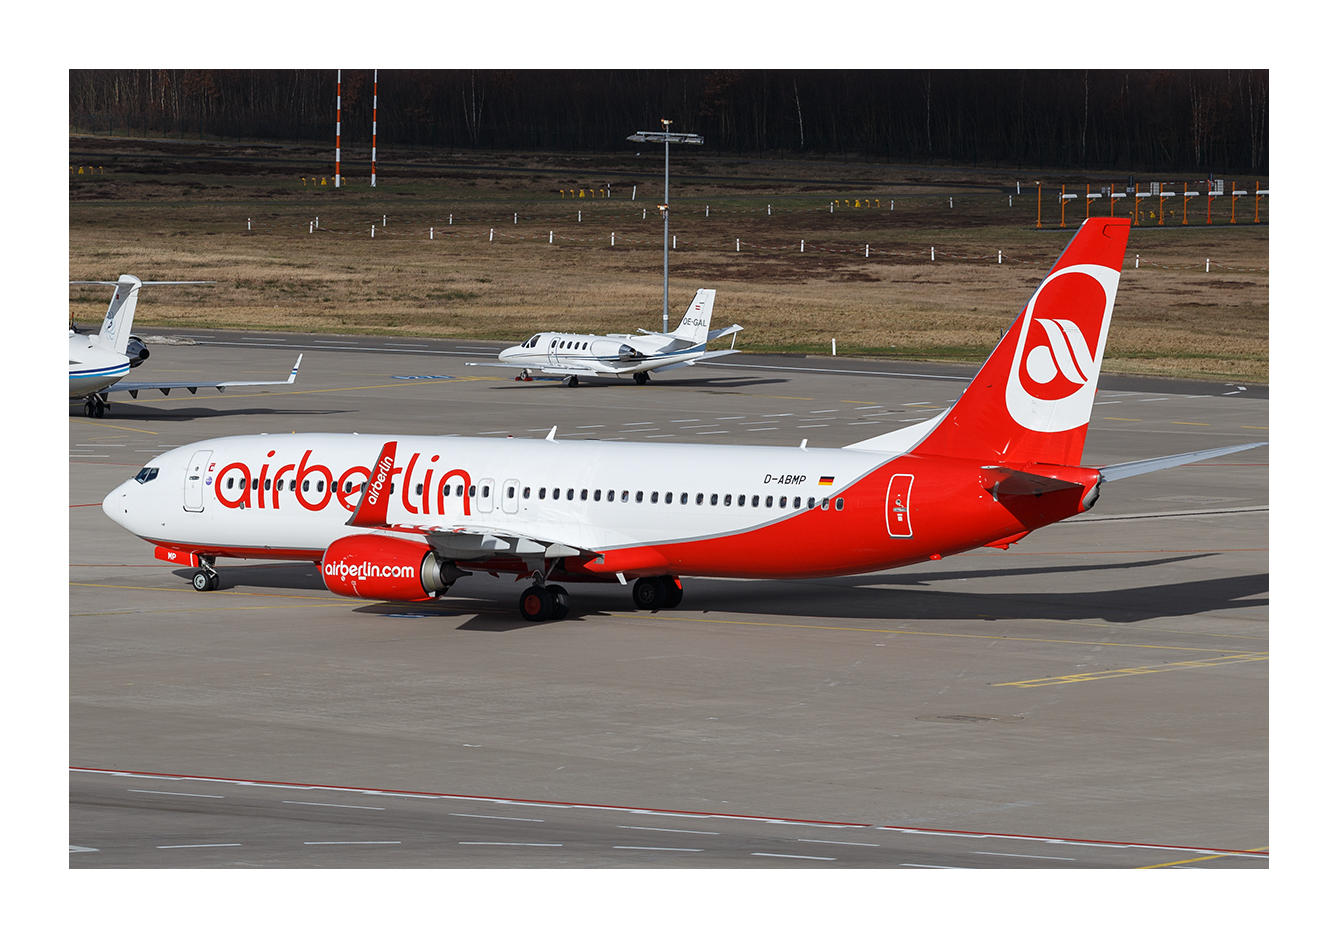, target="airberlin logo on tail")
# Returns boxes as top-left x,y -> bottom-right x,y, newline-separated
365,451 -> 395,506
1005,264 -> 1120,433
